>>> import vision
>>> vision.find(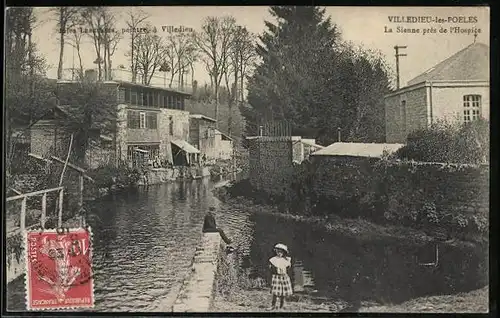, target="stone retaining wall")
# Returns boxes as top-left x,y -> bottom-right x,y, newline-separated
139,166 -> 211,185
171,233 -> 225,312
